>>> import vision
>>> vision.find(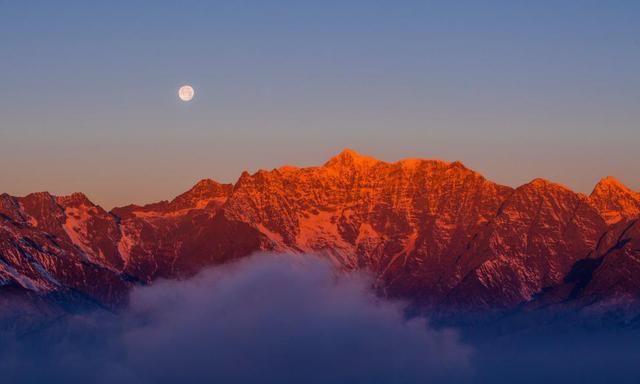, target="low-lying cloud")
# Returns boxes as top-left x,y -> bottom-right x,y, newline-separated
4,253 -> 640,383
0,253 -> 472,384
